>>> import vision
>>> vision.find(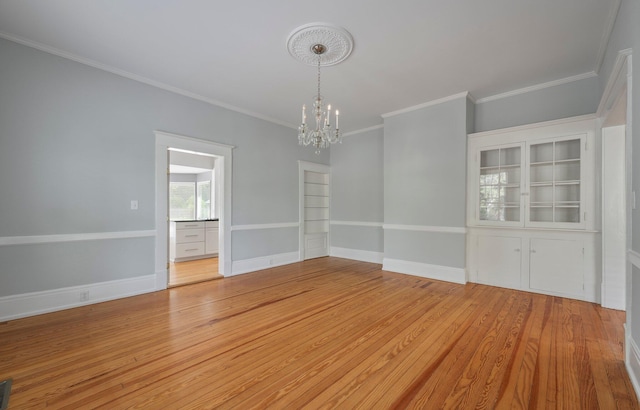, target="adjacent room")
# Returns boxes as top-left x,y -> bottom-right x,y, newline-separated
1,1 -> 639,408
